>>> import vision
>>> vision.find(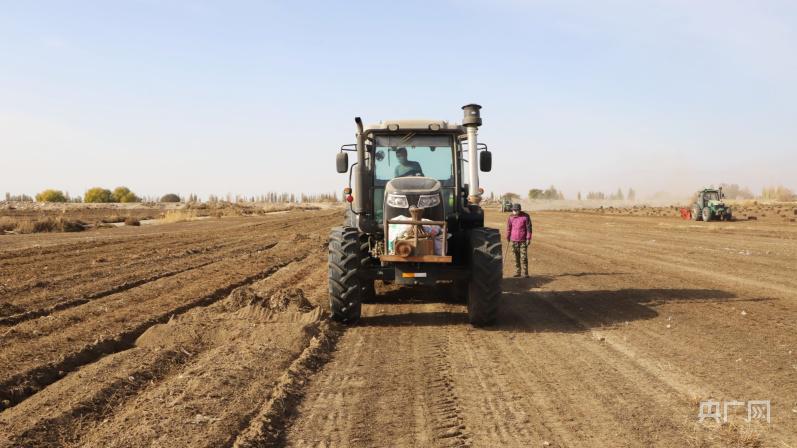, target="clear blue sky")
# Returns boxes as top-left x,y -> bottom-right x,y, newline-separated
2,0 -> 795,200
